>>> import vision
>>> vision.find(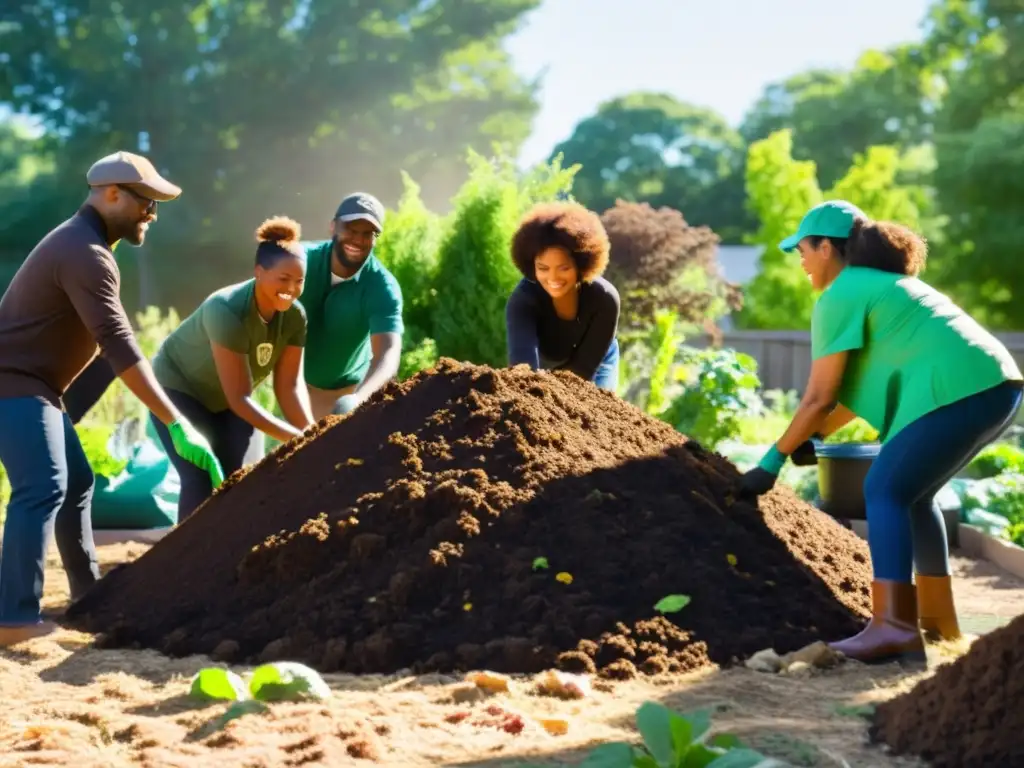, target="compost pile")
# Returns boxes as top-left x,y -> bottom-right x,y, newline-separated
870,612 -> 1024,767
68,359 -> 873,678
